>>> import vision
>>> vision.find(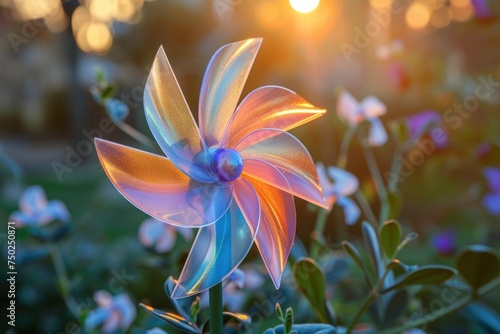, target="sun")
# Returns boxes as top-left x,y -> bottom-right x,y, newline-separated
289,0 -> 320,14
